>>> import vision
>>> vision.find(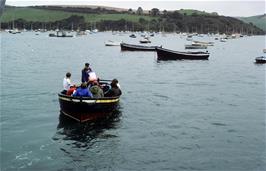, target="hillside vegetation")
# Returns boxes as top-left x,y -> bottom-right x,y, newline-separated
238,14 -> 266,32
0,5 -> 264,35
